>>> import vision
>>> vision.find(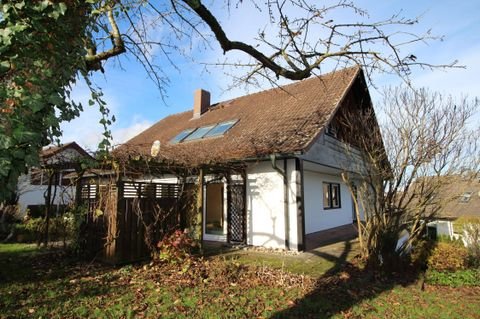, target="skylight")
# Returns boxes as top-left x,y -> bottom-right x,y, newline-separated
459,192 -> 473,203
183,125 -> 215,141
170,120 -> 239,144
204,120 -> 238,138
170,128 -> 194,144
